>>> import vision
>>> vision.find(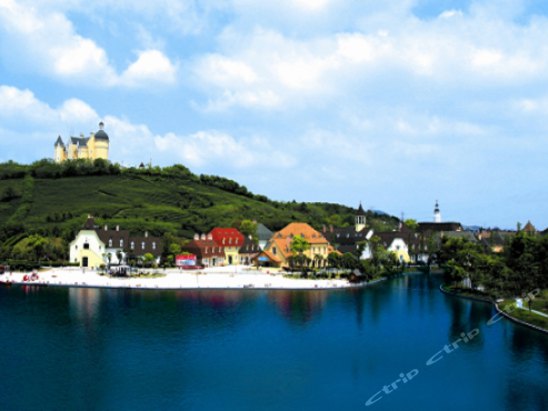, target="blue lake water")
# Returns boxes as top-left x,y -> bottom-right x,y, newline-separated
0,274 -> 546,411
